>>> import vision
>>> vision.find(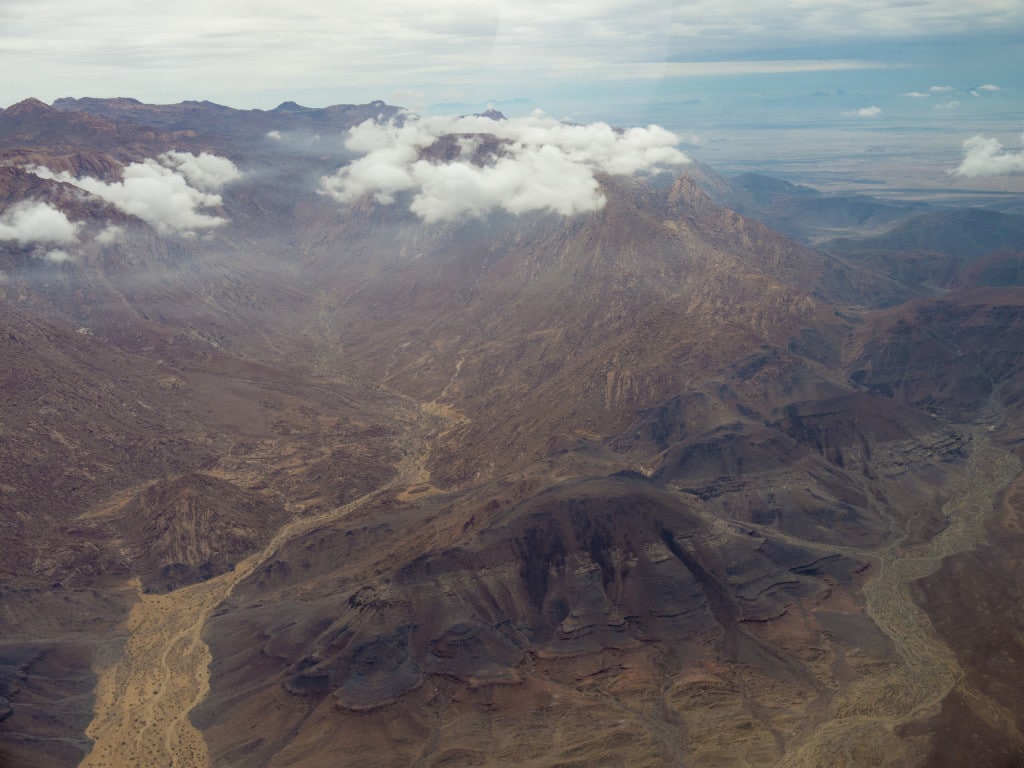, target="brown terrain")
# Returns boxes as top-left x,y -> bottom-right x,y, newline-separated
1,97 -> 1023,767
